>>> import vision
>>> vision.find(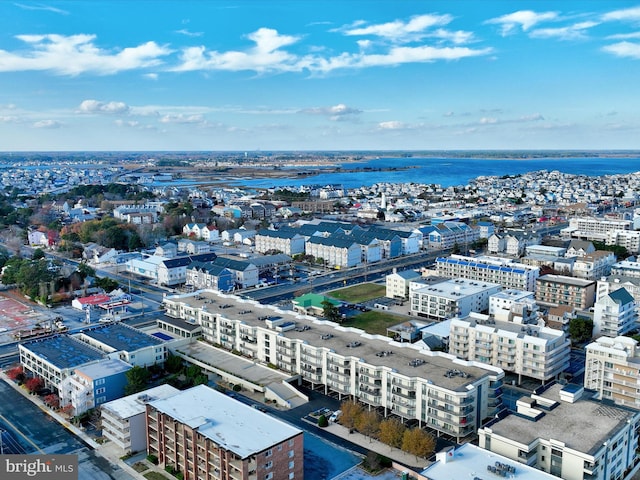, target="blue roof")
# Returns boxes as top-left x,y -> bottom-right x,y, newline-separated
81,323 -> 164,352
22,335 -> 105,370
